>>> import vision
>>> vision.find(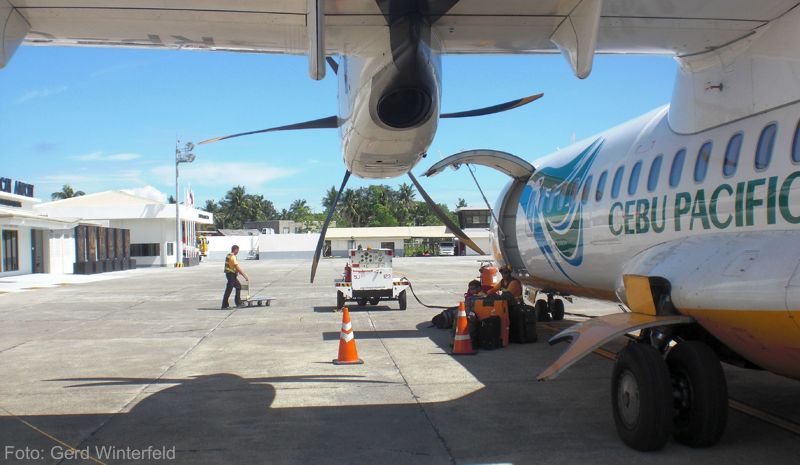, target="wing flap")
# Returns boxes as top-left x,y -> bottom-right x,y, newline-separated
537,312 -> 693,381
